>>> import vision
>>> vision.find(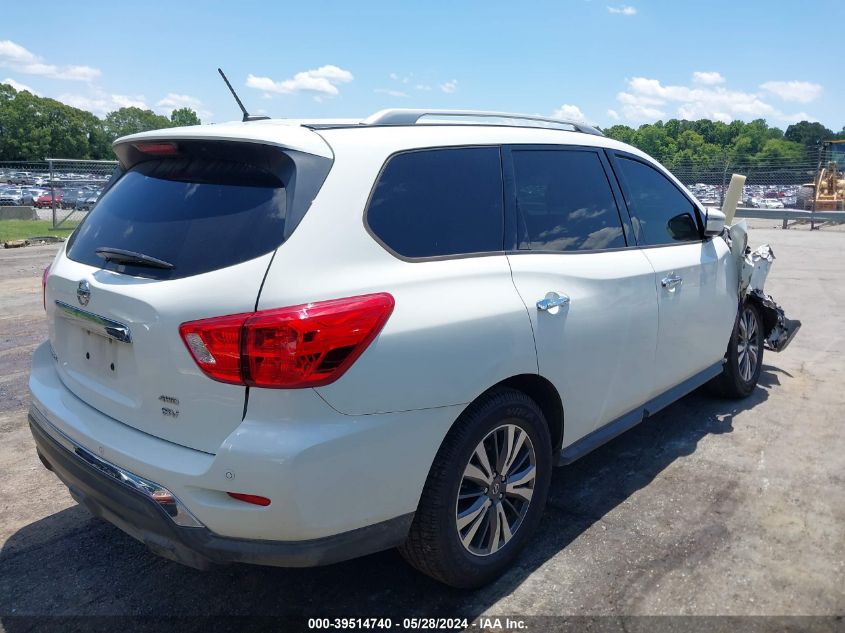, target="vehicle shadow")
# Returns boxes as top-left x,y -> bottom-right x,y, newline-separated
0,368 -> 778,627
